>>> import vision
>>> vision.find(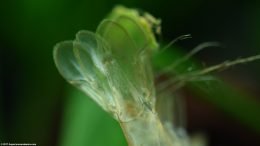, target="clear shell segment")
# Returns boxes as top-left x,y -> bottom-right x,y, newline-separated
53,30 -> 151,122
97,20 -> 156,109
